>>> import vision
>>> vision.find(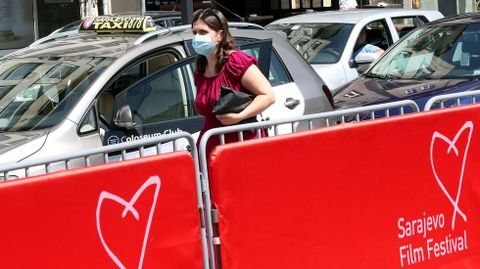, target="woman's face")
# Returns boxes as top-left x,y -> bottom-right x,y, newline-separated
192,19 -> 221,44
